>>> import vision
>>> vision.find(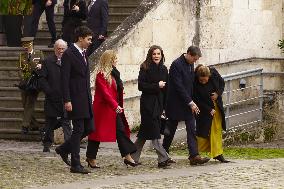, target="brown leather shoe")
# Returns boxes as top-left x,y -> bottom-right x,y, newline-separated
189,155 -> 210,165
